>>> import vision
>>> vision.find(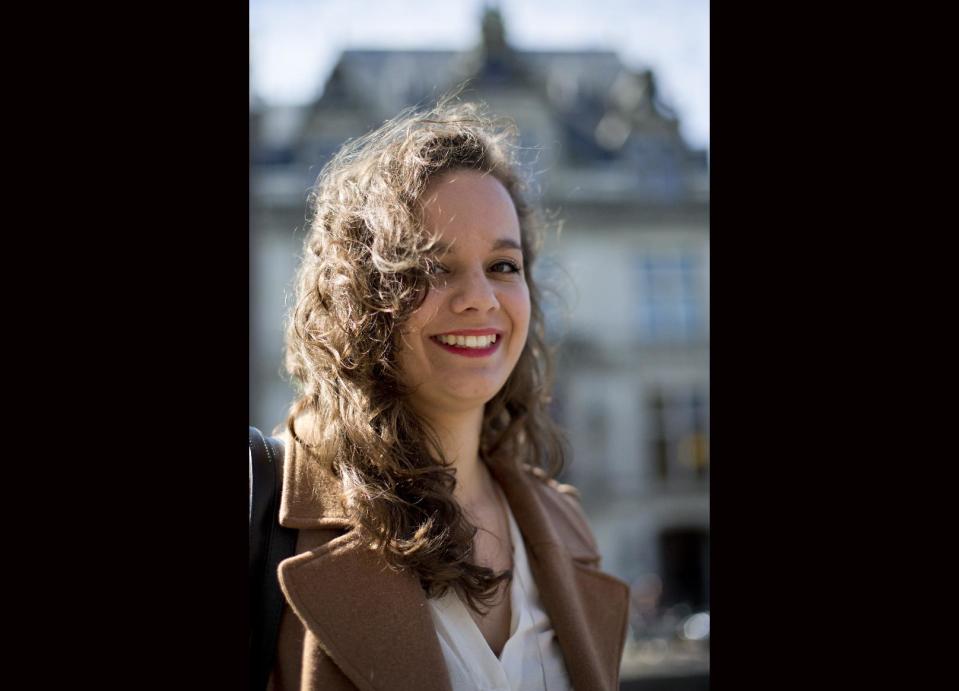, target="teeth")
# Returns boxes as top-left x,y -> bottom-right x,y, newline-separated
437,334 -> 497,348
